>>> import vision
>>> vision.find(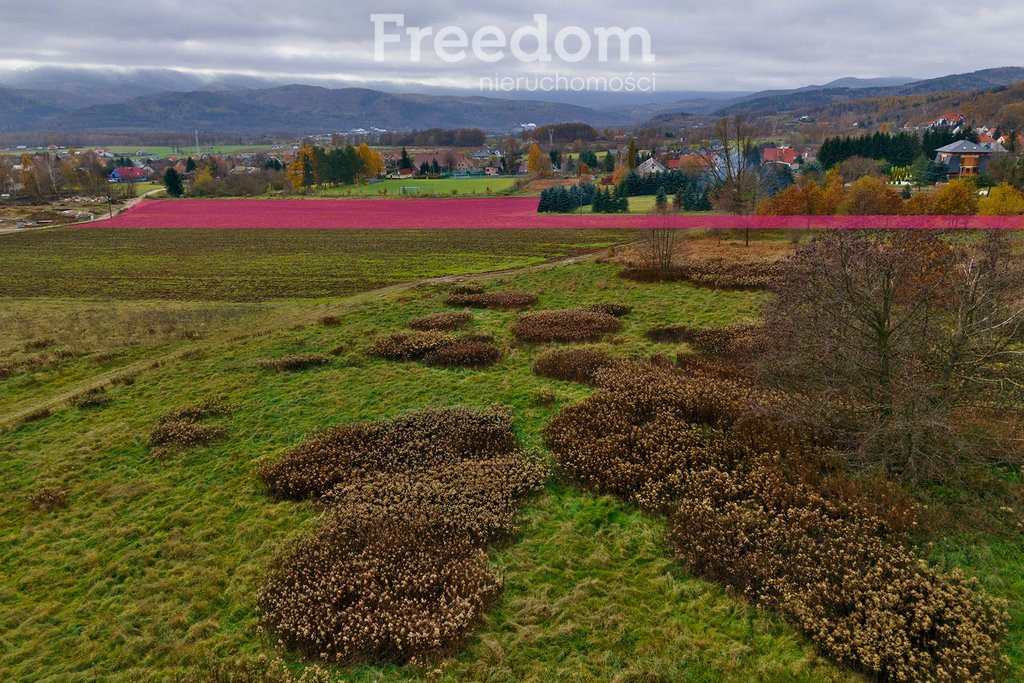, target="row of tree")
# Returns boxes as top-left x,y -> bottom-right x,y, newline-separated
818,126 -> 980,169
758,172 -> 1024,216
286,143 -> 385,190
